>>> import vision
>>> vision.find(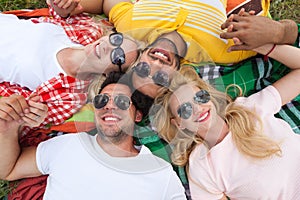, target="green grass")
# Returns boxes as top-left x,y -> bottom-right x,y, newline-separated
270,0 -> 300,23
0,0 -> 299,199
0,180 -> 11,199
0,0 -> 47,11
